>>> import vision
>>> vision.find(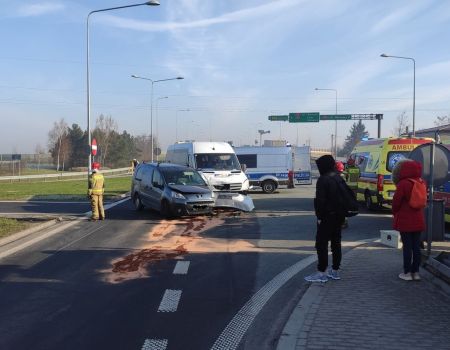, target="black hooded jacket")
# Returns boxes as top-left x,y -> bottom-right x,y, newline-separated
314,155 -> 342,220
